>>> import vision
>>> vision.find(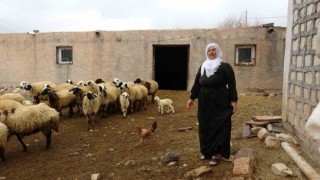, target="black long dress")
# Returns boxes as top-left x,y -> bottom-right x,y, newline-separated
190,62 -> 238,159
